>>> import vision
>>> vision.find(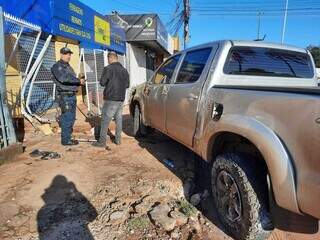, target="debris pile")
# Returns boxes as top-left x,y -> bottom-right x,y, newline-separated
29,149 -> 61,160
88,178 -> 214,240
